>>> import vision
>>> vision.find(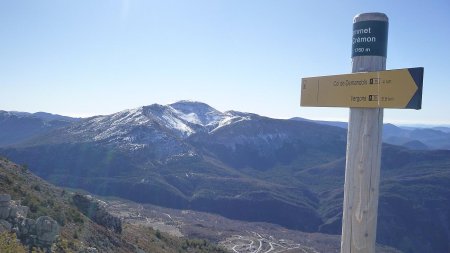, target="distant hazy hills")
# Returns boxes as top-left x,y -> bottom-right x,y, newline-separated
292,117 -> 450,150
0,110 -> 80,147
1,101 -> 449,253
